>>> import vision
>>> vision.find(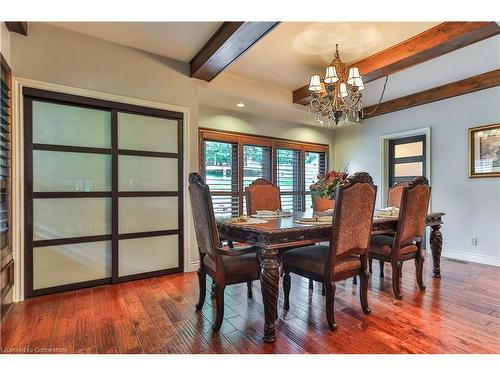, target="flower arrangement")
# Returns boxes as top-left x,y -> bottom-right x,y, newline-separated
310,166 -> 349,200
